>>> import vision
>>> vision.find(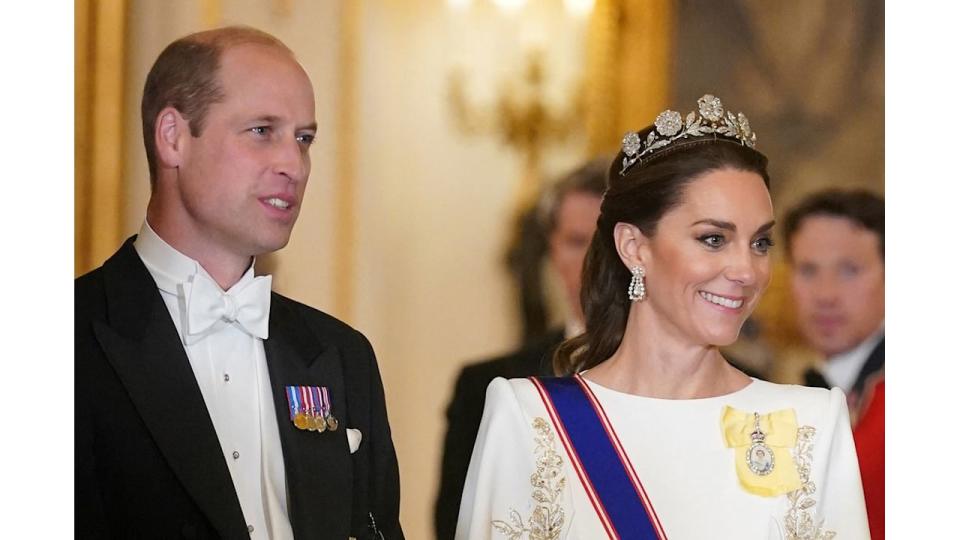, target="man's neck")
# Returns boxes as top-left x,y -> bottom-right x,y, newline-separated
144,208 -> 251,290
822,325 -> 884,392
